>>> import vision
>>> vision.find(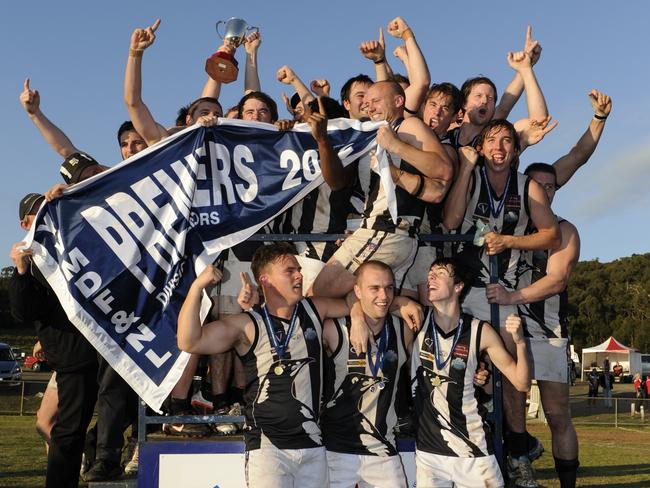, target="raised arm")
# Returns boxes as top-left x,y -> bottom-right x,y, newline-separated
124,19 -> 168,146
387,17 -> 430,116
307,97 -> 355,189
507,49 -> 548,121
553,89 -> 612,187
481,315 -> 530,392
19,79 -> 78,158
484,179 -> 560,254
277,65 -> 315,109
244,31 -> 262,94
443,146 -> 477,229
201,43 -> 232,99
494,25 -> 542,119
487,220 -> 580,306
360,28 -> 392,82
177,264 -> 244,355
